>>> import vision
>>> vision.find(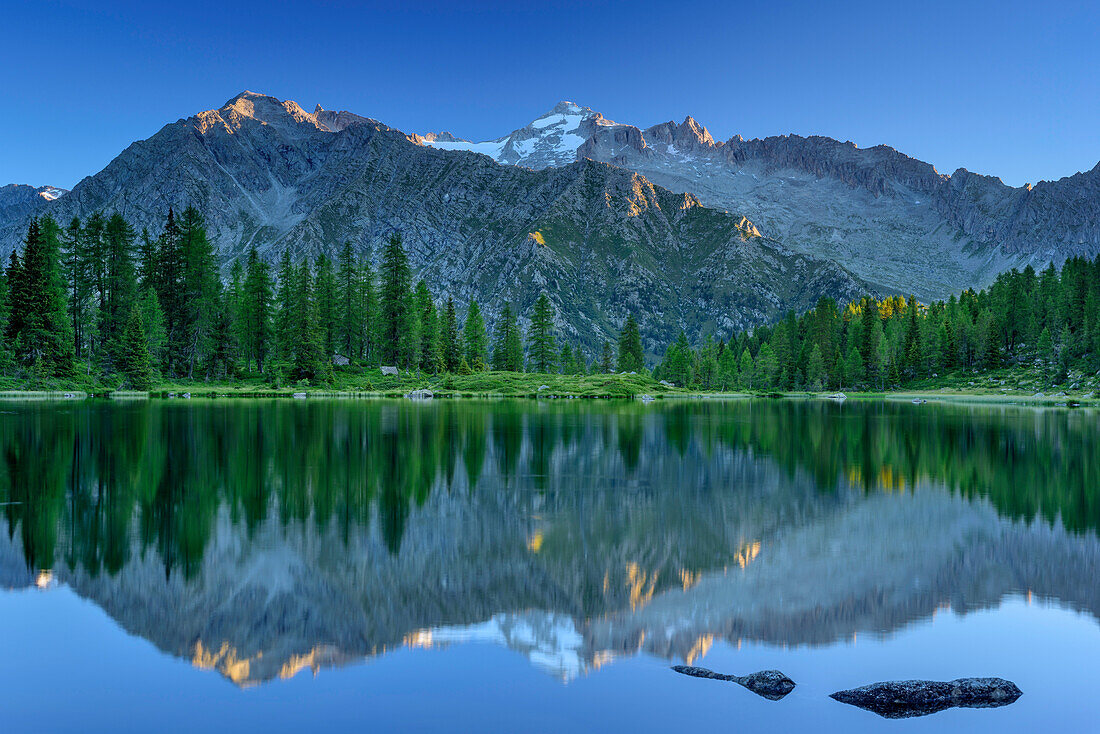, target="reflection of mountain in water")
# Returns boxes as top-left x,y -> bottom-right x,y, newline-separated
1,399 -> 1099,685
